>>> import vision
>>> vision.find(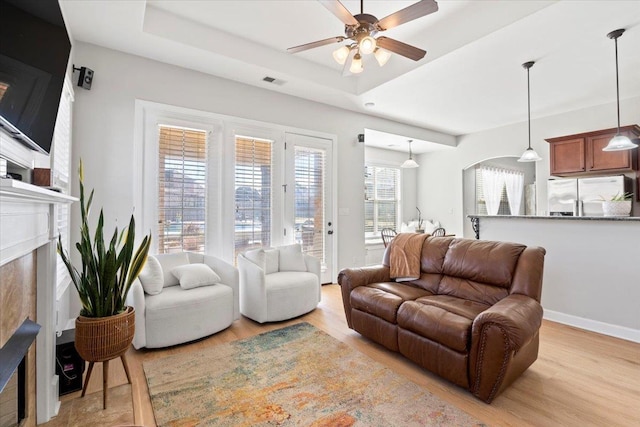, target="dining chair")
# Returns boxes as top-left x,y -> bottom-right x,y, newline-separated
381,228 -> 397,247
